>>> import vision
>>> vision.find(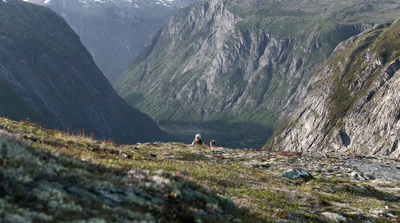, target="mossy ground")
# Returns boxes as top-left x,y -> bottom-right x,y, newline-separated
1,117 -> 399,222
